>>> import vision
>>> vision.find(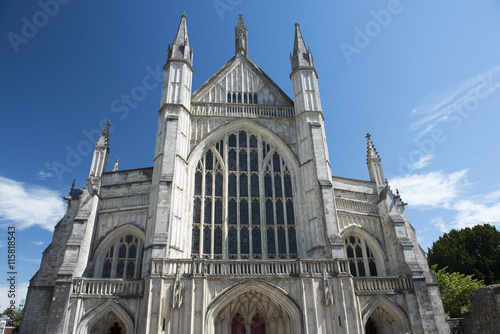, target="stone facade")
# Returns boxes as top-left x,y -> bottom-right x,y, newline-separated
20,14 -> 449,334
